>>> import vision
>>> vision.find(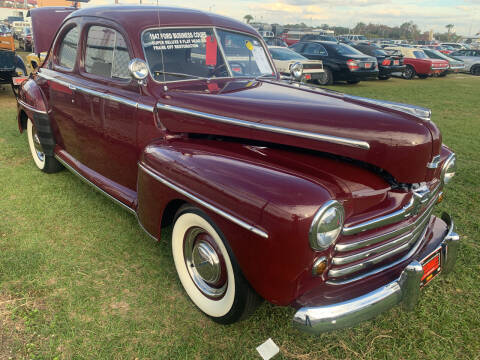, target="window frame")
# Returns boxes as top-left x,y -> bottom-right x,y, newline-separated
79,22 -> 134,85
53,23 -> 80,73
303,43 -> 328,56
